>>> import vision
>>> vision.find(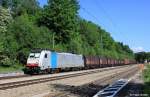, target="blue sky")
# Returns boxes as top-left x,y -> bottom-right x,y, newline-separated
38,0 -> 150,52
